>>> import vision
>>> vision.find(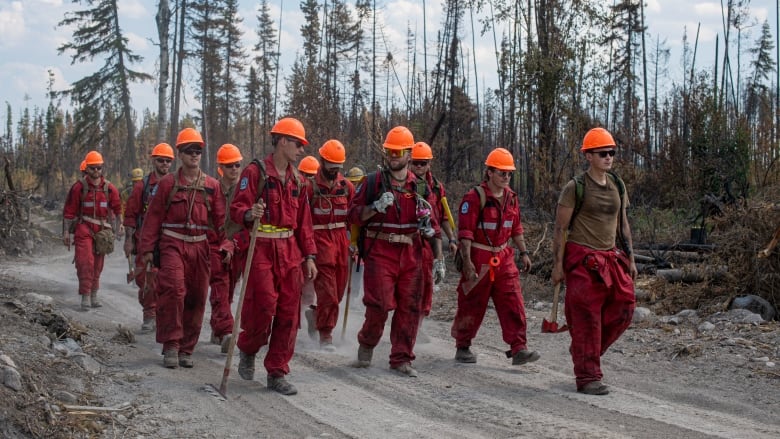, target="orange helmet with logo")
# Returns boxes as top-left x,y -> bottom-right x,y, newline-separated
298,155 -> 320,175
175,127 -> 204,149
84,151 -> 104,166
484,147 -> 516,171
581,127 -> 616,151
217,144 -> 243,164
271,117 -> 308,145
151,142 -> 175,158
318,139 -> 346,164
411,142 -> 433,159
383,126 -> 414,151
